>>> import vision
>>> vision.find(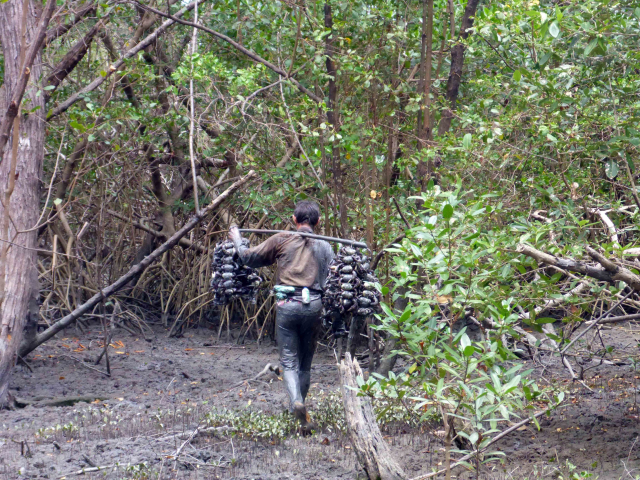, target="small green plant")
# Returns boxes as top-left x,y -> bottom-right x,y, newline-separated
122,462 -> 154,480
